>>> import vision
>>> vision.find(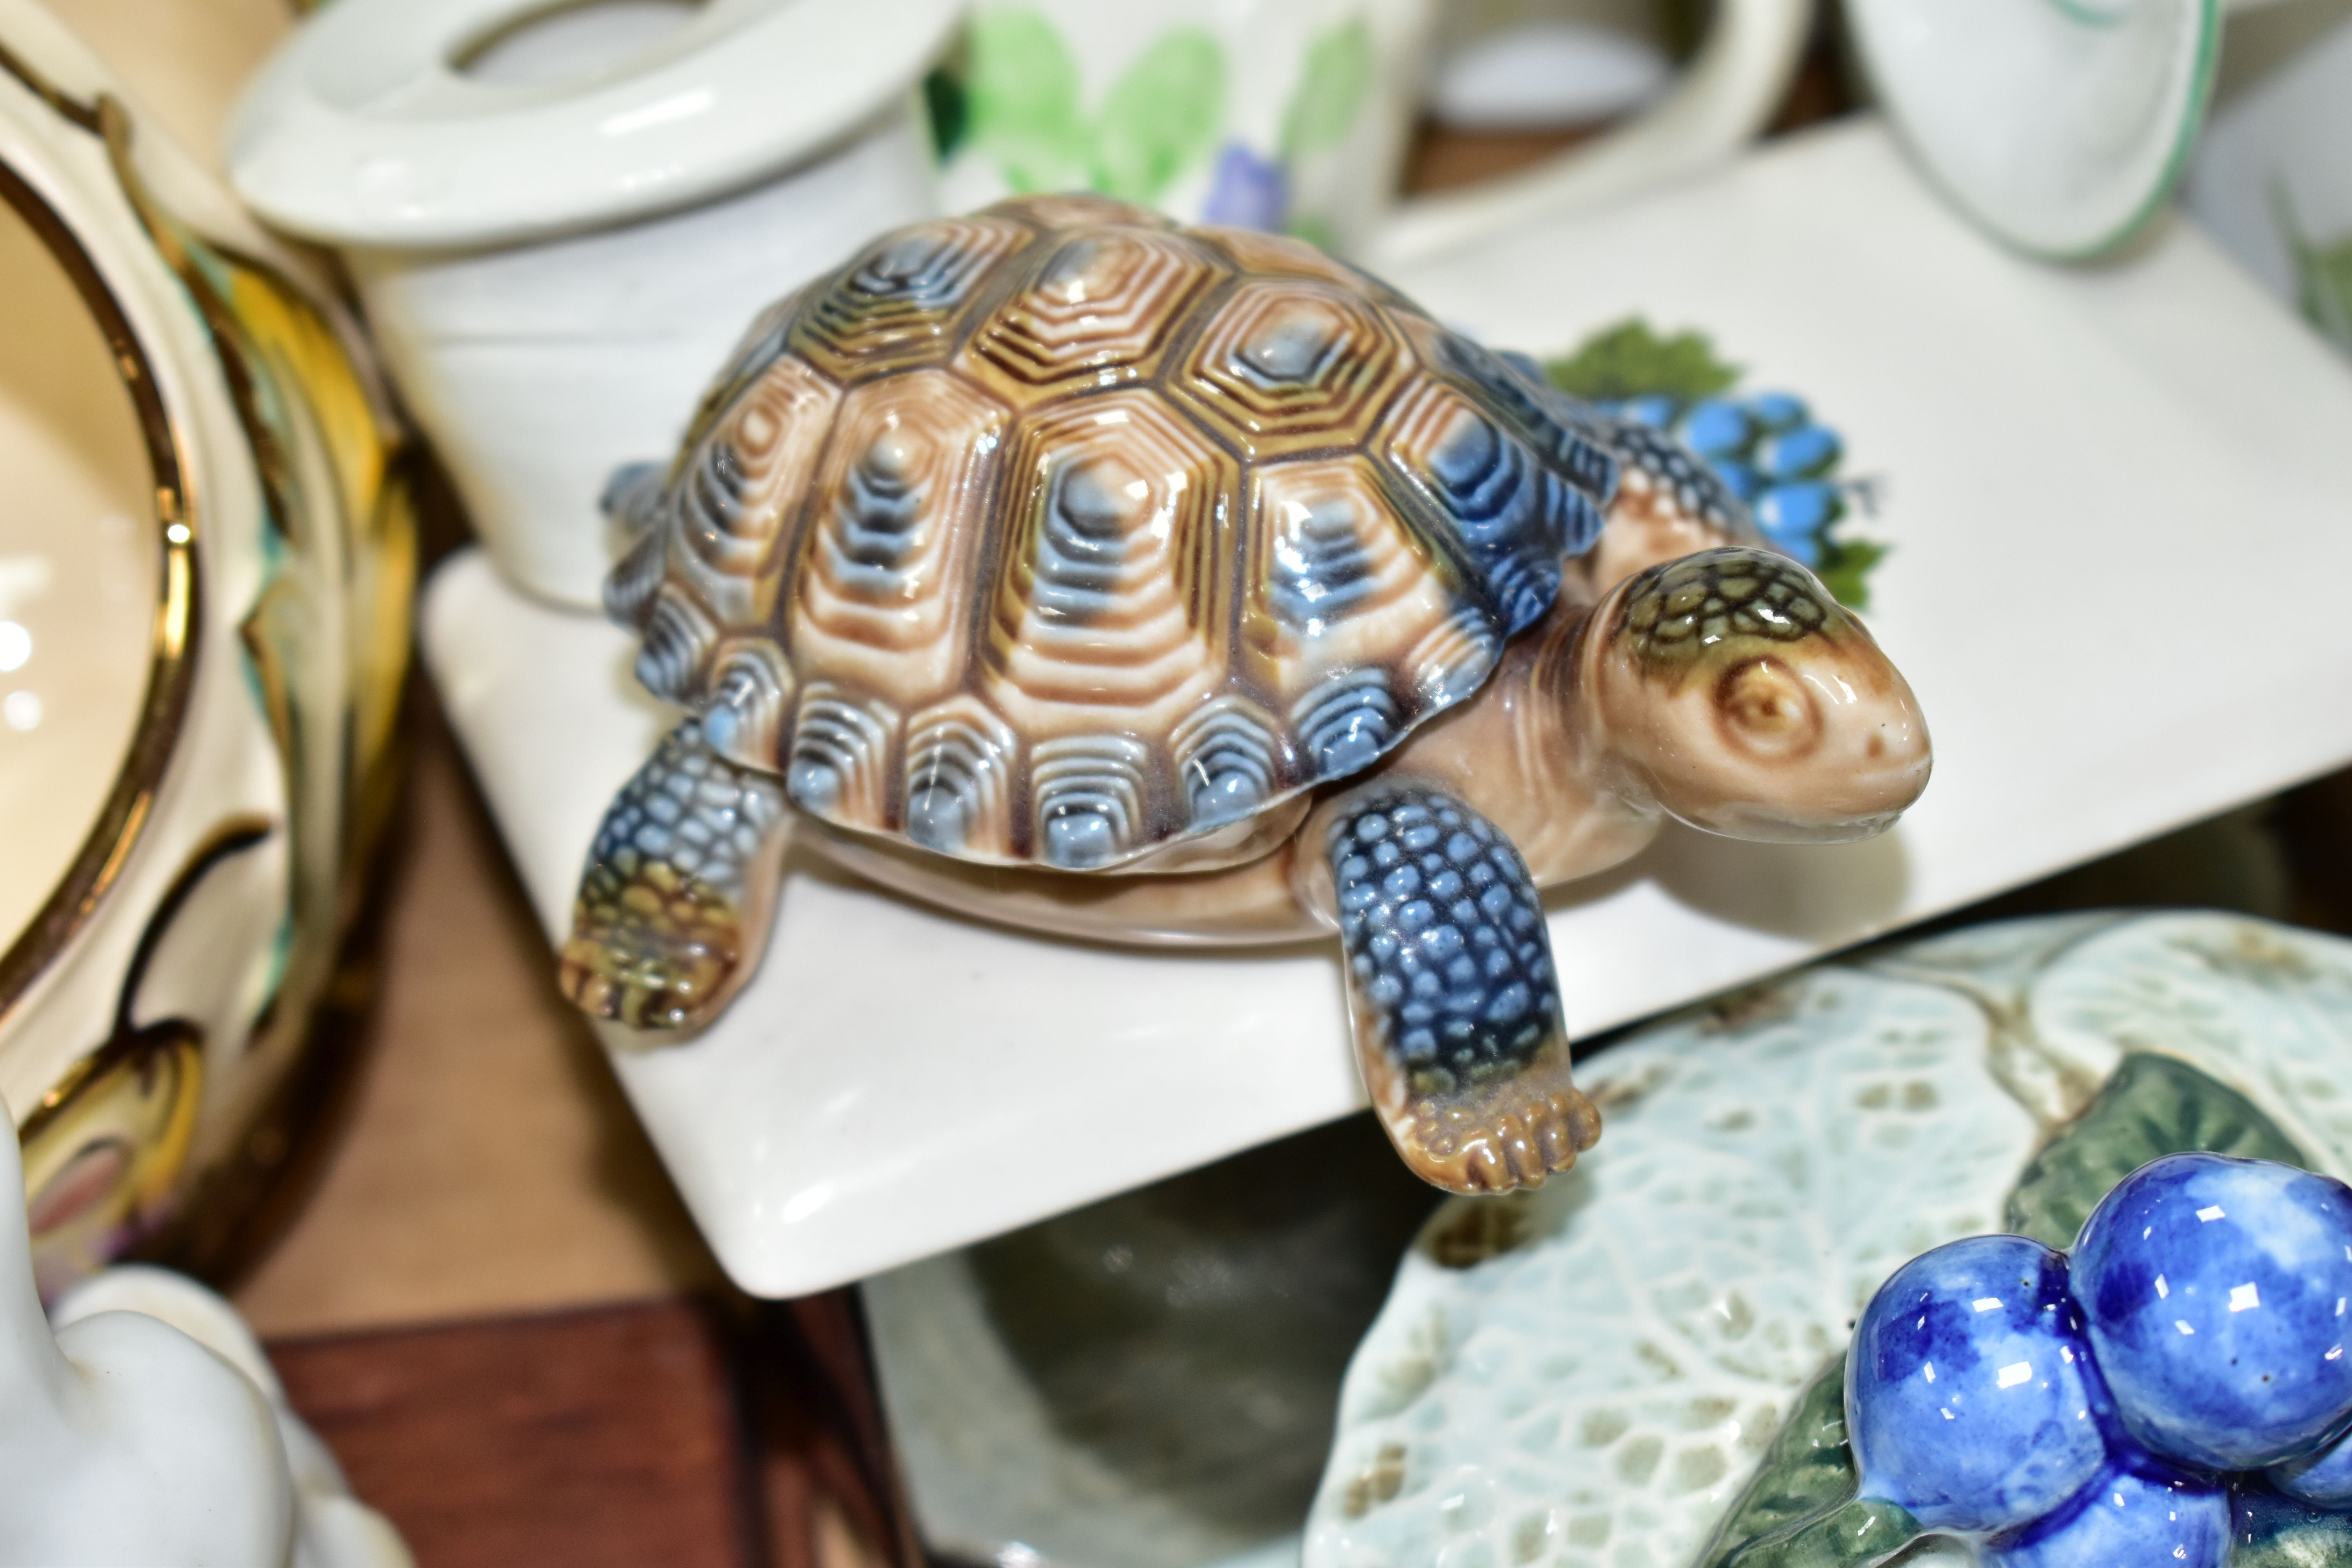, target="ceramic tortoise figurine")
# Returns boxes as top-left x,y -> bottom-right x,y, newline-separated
560,194 -> 1932,1196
